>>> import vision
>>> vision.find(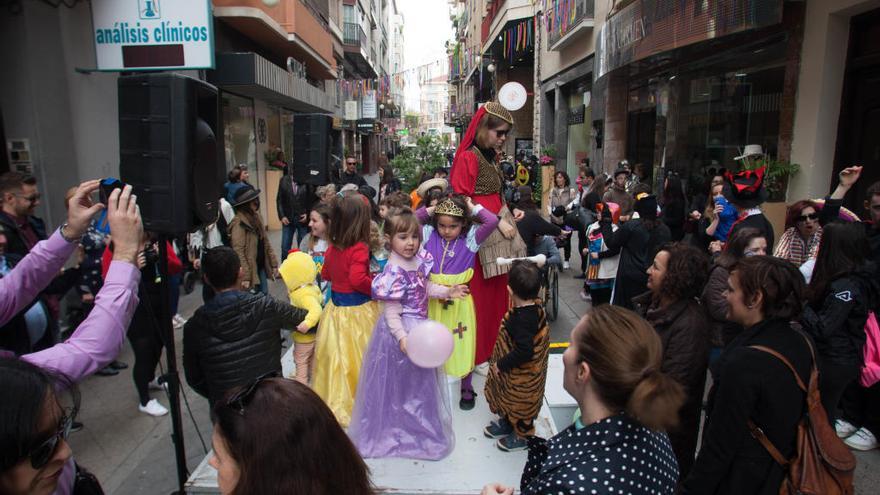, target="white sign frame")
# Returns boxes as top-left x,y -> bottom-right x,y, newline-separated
90,0 -> 215,71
